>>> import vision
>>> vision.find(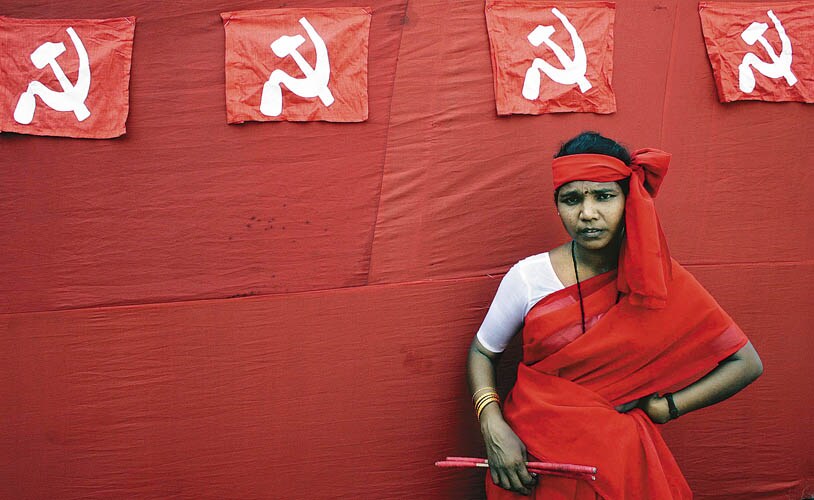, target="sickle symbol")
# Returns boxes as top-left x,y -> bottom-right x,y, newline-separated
260,17 -> 335,117
522,8 -> 592,101
14,27 -> 92,125
738,10 -> 797,93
